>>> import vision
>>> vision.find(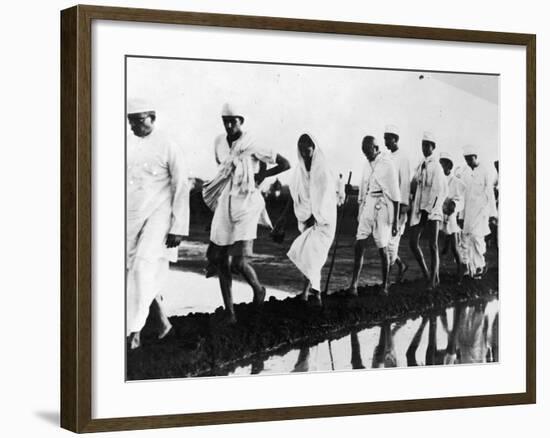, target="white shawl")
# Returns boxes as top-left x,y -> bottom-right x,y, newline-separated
287,134 -> 337,290
289,134 -> 337,228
